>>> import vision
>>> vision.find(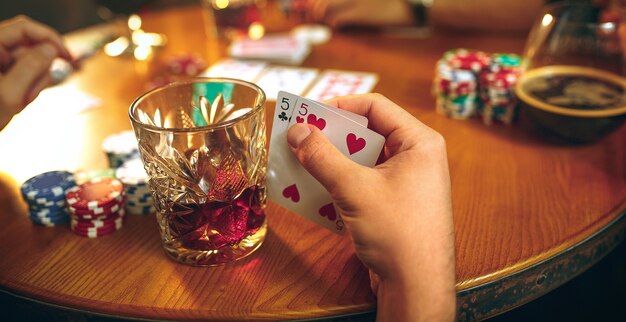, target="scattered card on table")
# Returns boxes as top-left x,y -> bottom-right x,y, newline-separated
305,69 -> 379,101
228,34 -> 311,65
254,66 -> 318,100
267,91 -> 385,235
200,59 -> 267,82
